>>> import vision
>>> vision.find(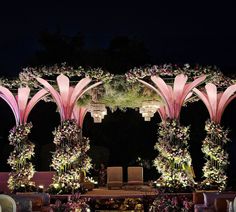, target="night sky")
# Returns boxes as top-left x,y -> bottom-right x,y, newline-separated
0,1 -> 236,183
